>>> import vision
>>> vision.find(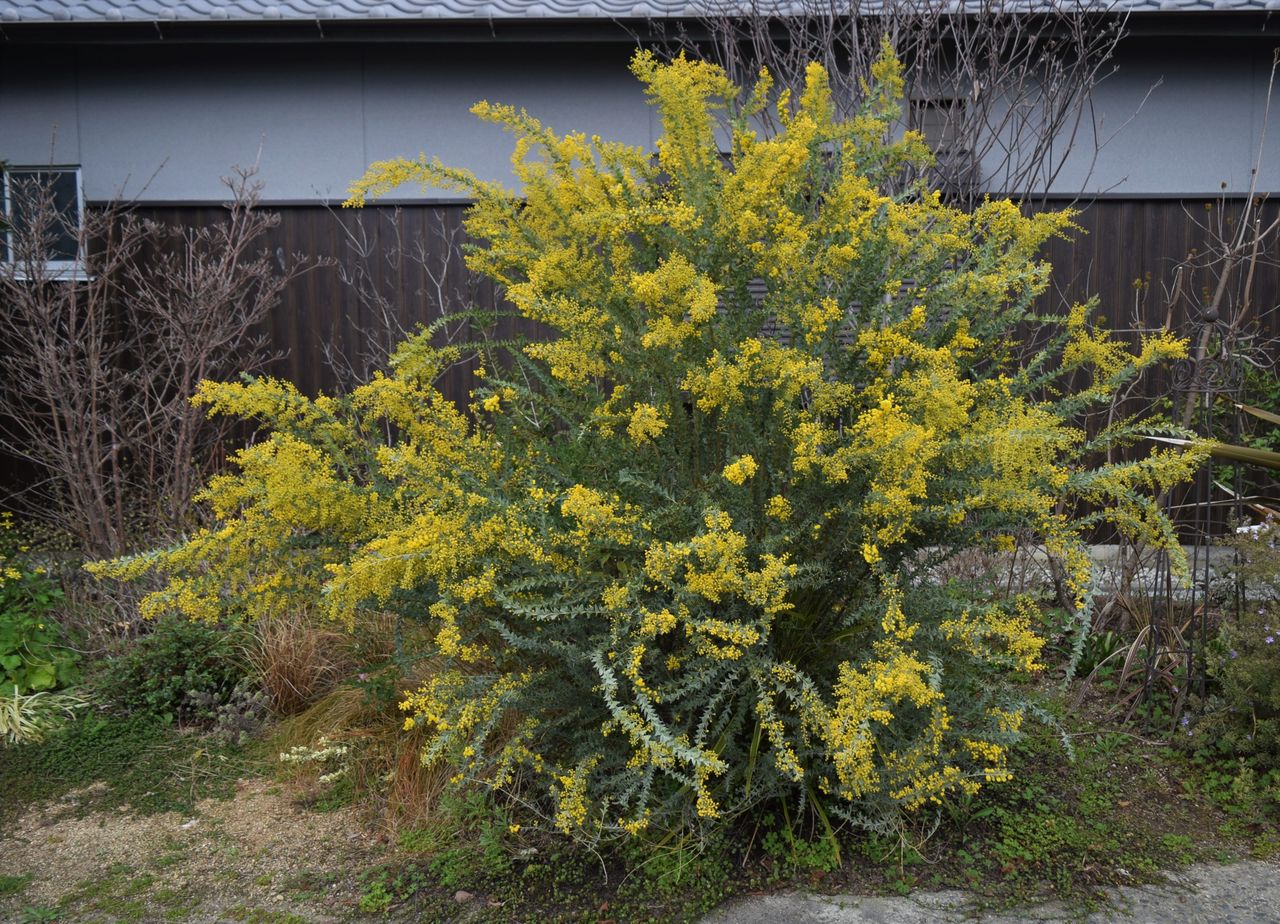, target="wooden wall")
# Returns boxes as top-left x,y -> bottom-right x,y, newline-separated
3,196 -> 1275,531
124,202 -> 515,402
124,196 -> 1280,406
